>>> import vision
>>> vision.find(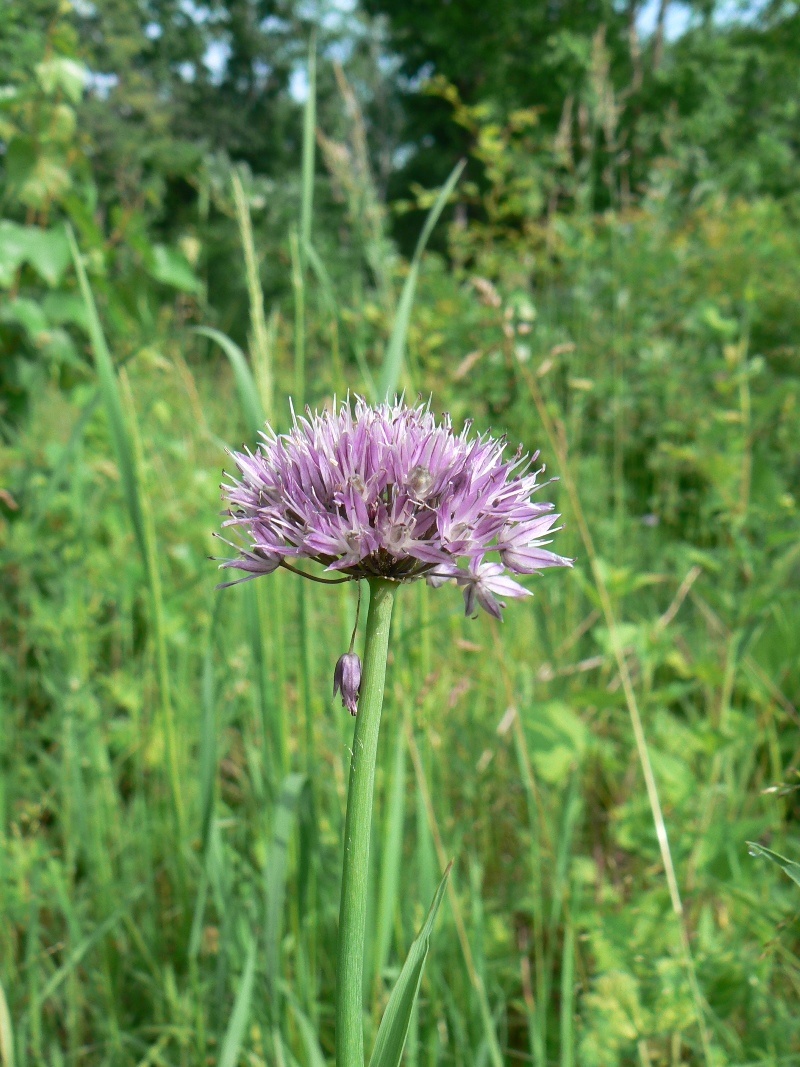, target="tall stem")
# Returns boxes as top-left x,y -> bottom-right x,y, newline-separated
336,578 -> 397,1067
